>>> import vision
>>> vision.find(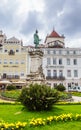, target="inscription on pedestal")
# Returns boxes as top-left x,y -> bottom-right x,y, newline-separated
27,49 -> 45,84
